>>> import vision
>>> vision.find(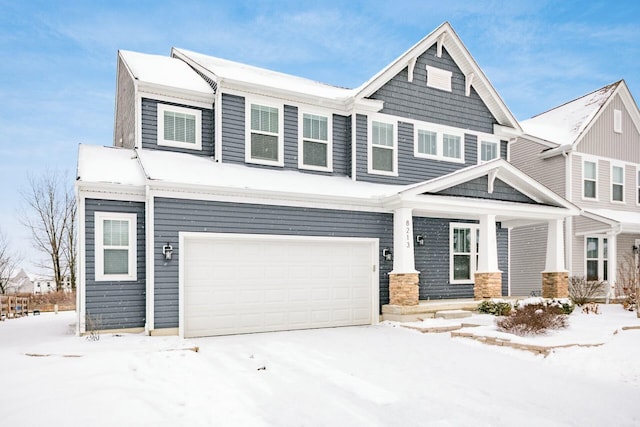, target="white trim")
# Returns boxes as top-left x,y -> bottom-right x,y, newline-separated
614,108 -> 622,134
138,90 -> 213,110
478,138 -> 500,163
135,93 -> 142,149
582,157 -> 598,201
413,122 -> 465,164
637,166 -> 640,206
145,189 -> 155,334
76,193 -> 86,335
298,110 -> 333,172
610,163 -> 625,204
244,96 -> 285,167
584,235 -> 609,282
367,116 -> 398,176
178,232 -> 379,338
94,212 -> 137,282
351,113 -> 357,181
449,222 -> 479,284
157,104 -> 203,151
214,84 -> 223,162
